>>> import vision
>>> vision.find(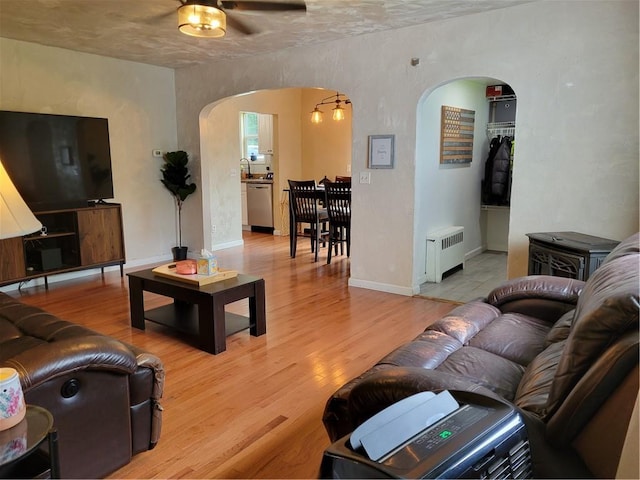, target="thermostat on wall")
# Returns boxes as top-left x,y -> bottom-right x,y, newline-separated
152,149 -> 163,158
